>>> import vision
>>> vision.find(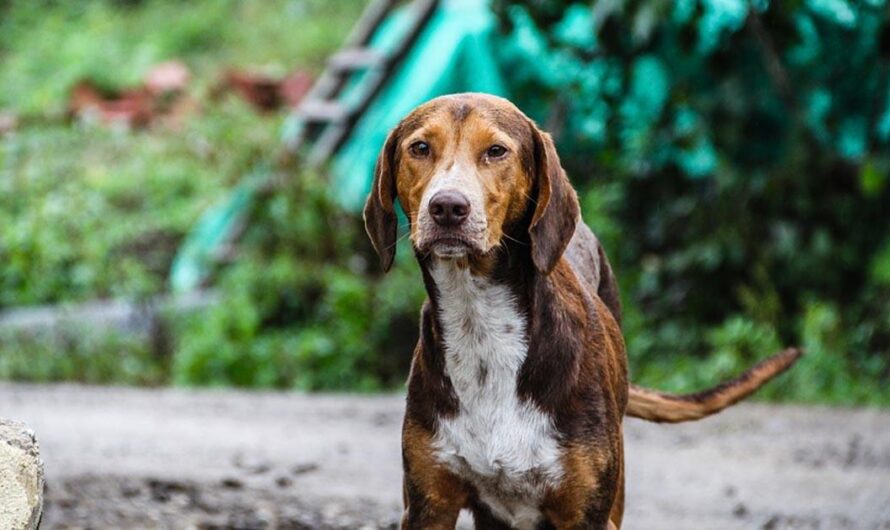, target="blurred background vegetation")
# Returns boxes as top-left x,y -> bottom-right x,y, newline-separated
1,0 -> 888,405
